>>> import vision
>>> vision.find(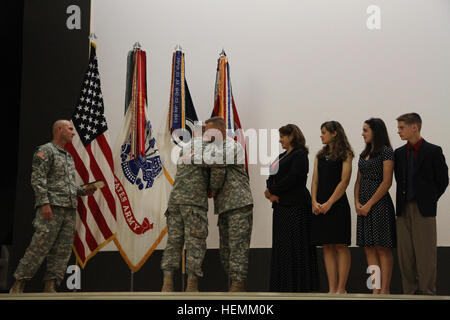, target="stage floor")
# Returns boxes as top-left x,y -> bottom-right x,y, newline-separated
1,291 -> 450,300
